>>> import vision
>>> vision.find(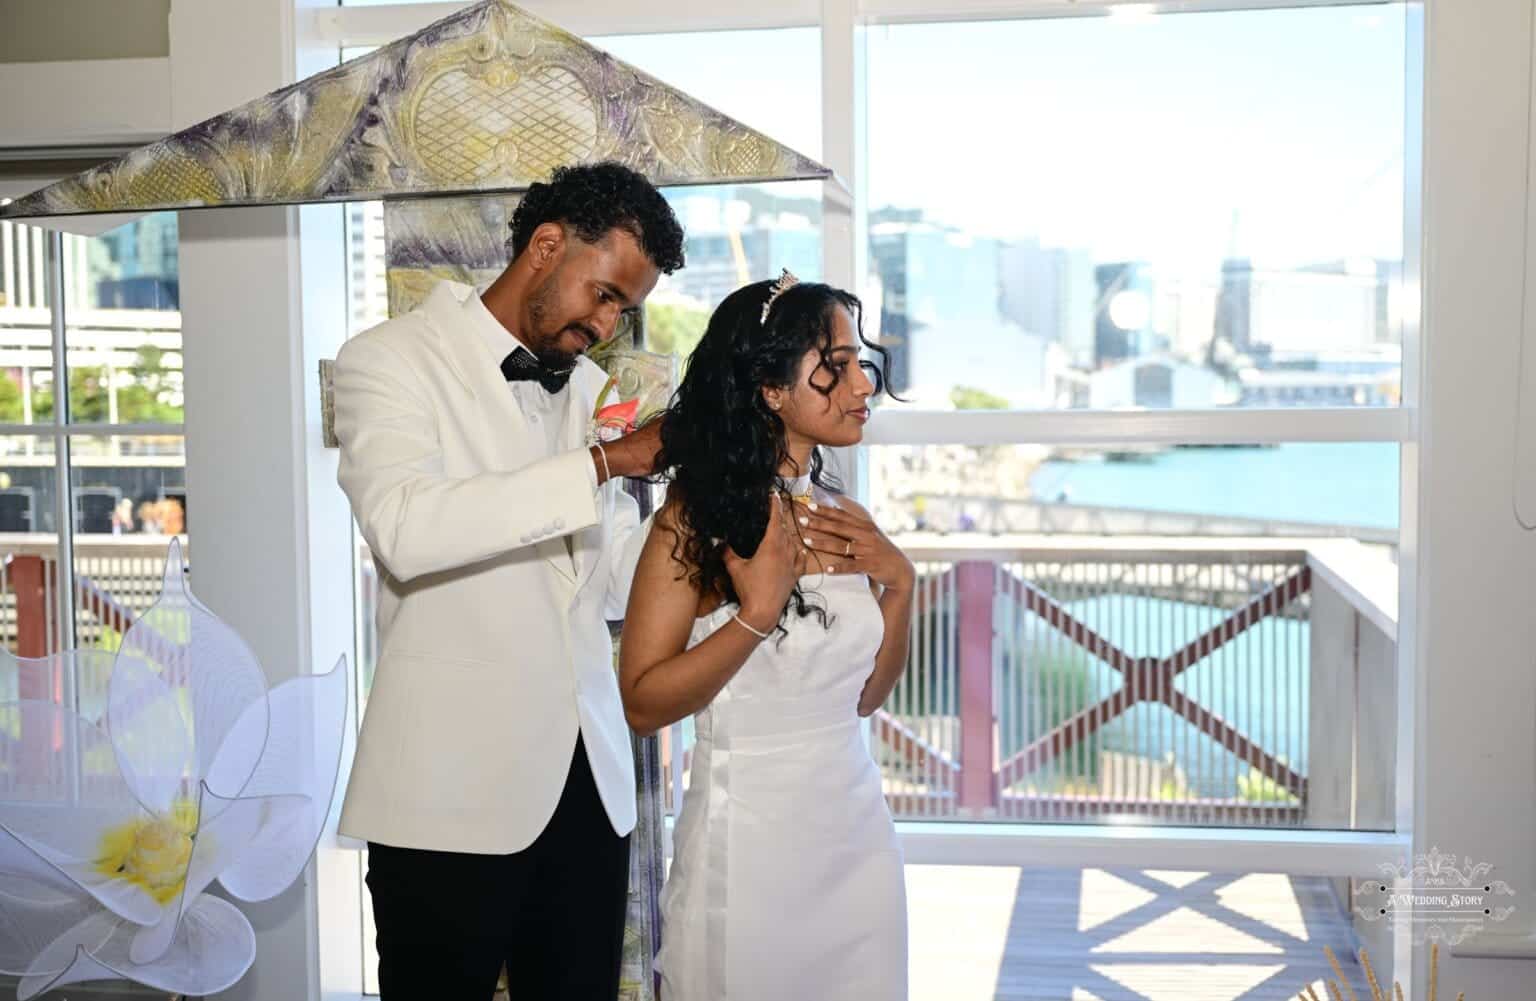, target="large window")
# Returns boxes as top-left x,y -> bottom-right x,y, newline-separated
336,7 -> 1409,838
1,205 -> 186,739
314,3 -> 1419,996
866,6 -> 1406,410
854,4 -> 1409,839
